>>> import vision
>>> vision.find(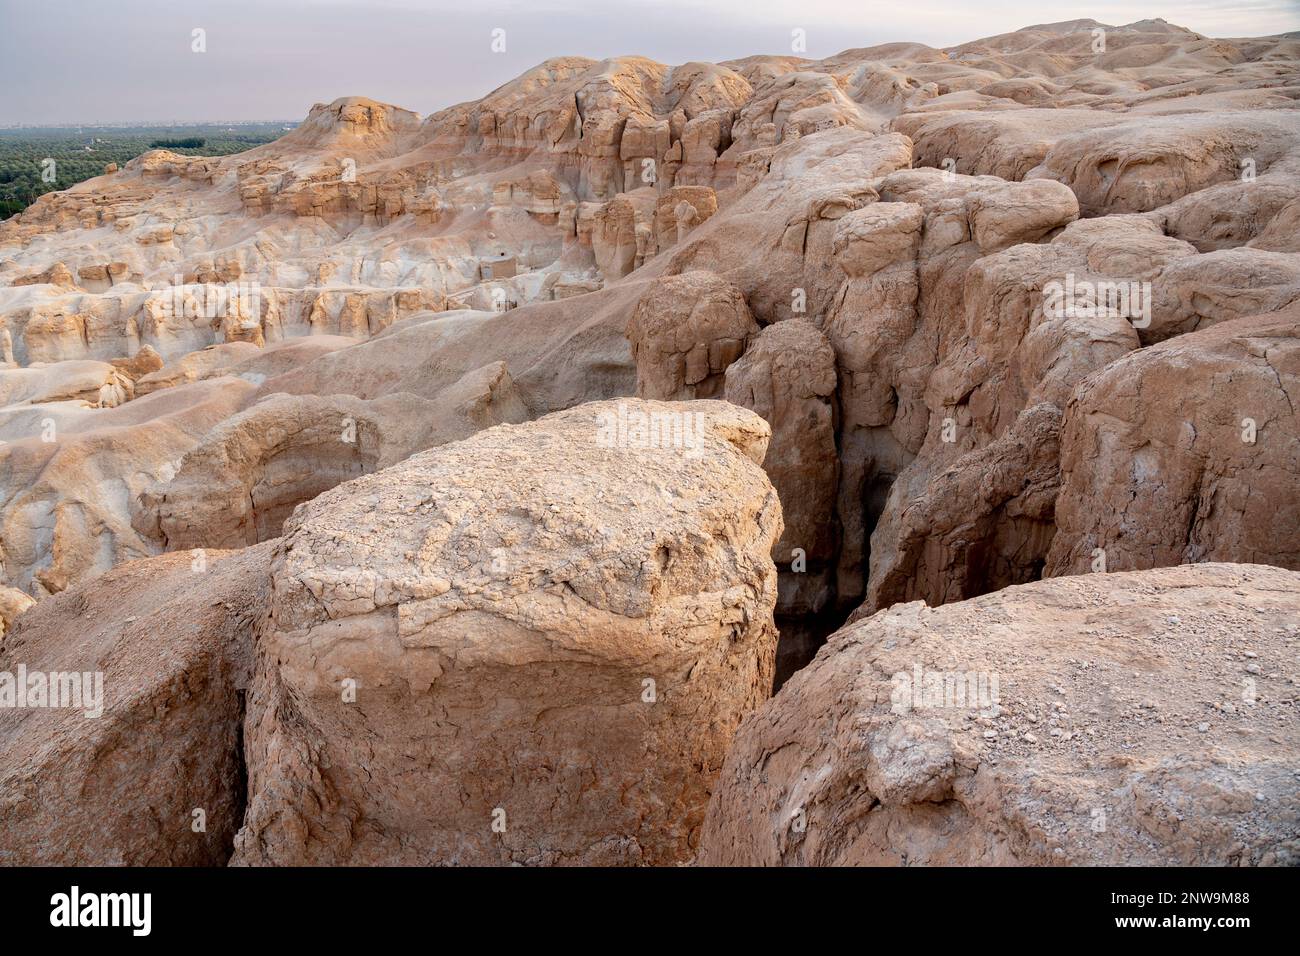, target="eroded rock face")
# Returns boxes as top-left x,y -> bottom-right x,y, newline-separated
2,17 -> 1300,869
0,545 -> 272,865
868,402 -> 1063,611
132,361 -> 529,551
627,271 -> 758,400
232,399 -> 782,865
1030,111 -> 1298,218
825,167 -> 1083,612
701,564 -> 1300,866
723,319 -> 839,679
0,377 -> 260,598
1046,309 -> 1300,577
6,18 -> 1288,618
725,319 -> 838,568
1148,248 -> 1300,343
655,186 -> 718,251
